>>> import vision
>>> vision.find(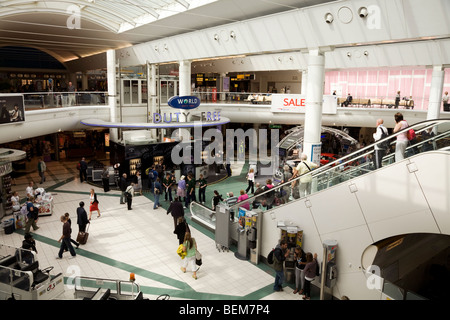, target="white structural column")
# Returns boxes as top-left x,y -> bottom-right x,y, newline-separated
147,62 -> 158,140
301,69 -> 308,95
179,60 -> 192,122
219,72 -> 227,101
303,49 -> 325,163
427,65 -> 445,121
107,49 -> 118,142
